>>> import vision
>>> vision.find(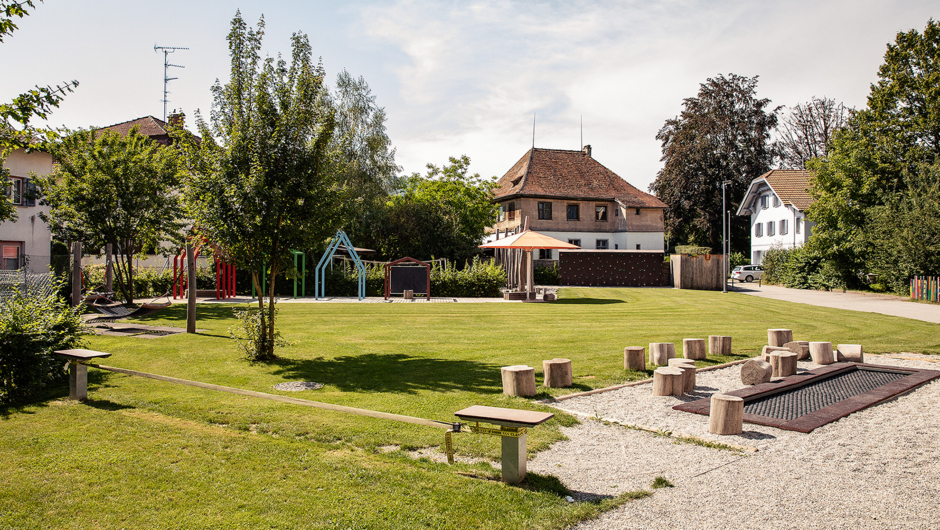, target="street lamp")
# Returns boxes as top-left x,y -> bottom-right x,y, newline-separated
721,180 -> 733,293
